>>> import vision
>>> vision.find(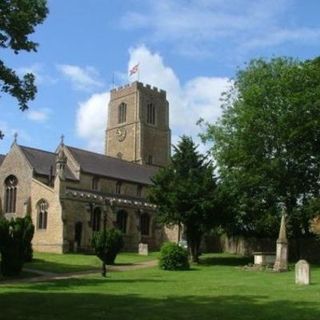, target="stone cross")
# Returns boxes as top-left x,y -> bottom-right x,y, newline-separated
295,260 -> 310,285
273,211 -> 288,272
138,243 -> 149,256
